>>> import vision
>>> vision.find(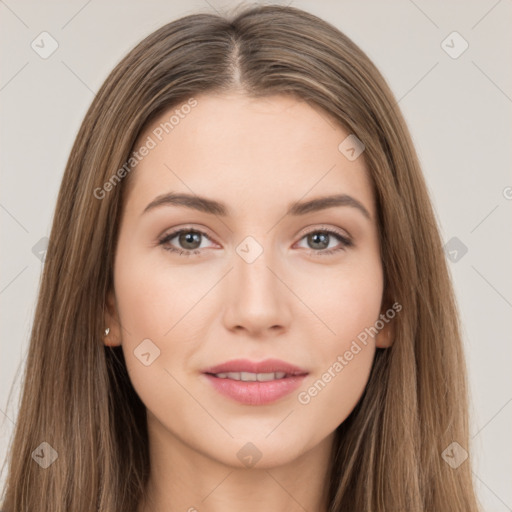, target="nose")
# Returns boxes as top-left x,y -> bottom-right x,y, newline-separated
222,242 -> 292,337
